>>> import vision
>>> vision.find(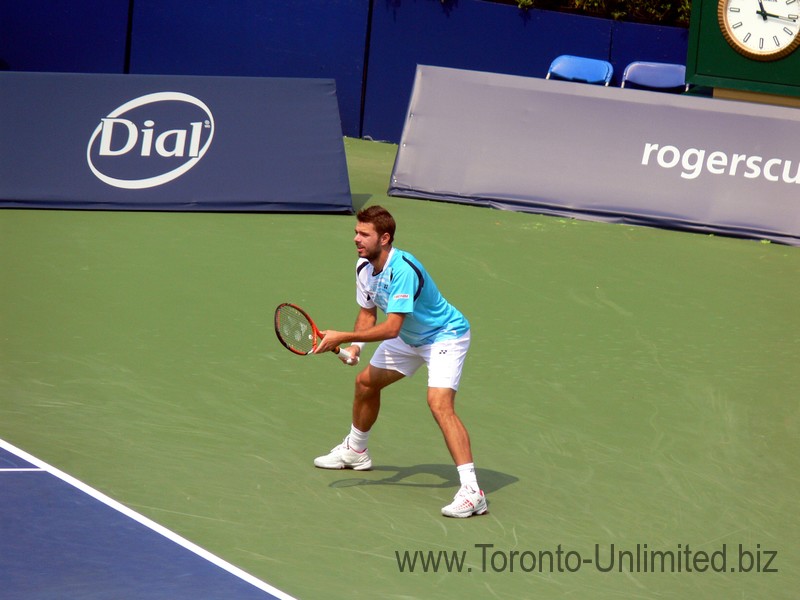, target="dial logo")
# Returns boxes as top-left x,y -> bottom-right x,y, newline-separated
87,92 -> 215,189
